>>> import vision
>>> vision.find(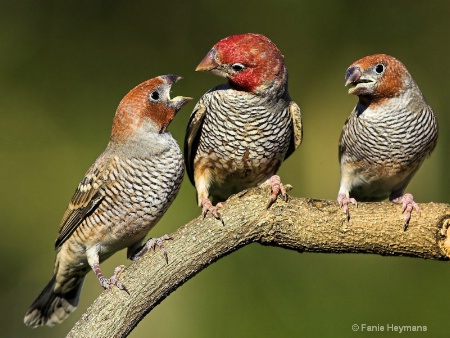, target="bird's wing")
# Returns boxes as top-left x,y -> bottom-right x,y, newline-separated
55,160 -> 111,249
184,99 -> 207,186
284,101 -> 303,160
